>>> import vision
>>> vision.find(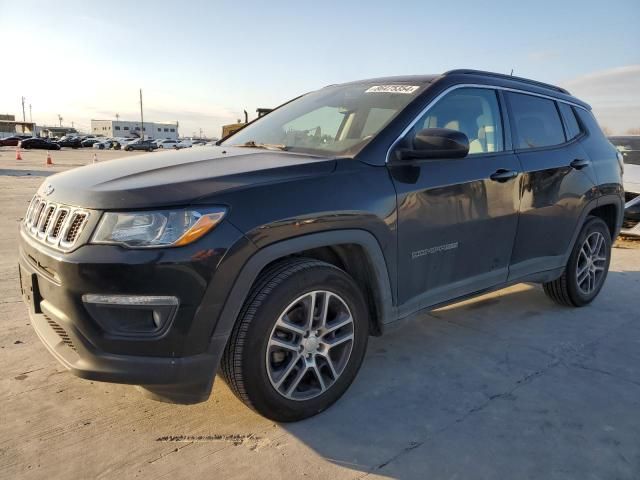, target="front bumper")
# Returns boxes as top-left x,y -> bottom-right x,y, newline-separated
18,219 -> 252,402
